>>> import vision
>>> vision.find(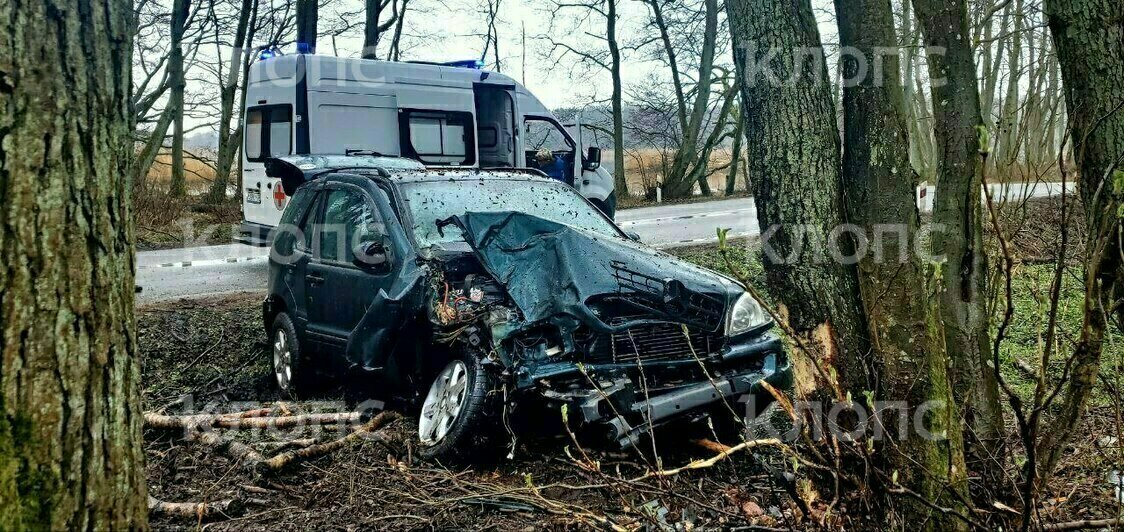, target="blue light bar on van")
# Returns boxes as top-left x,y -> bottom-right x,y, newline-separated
259,47 -> 281,60
443,59 -> 486,70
